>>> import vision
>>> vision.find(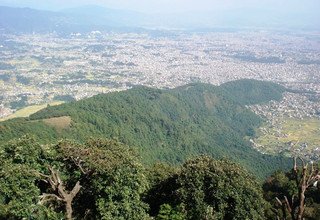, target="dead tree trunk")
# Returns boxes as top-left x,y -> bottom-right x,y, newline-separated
276,157 -> 320,220
296,158 -> 306,220
38,166 -> 81,220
